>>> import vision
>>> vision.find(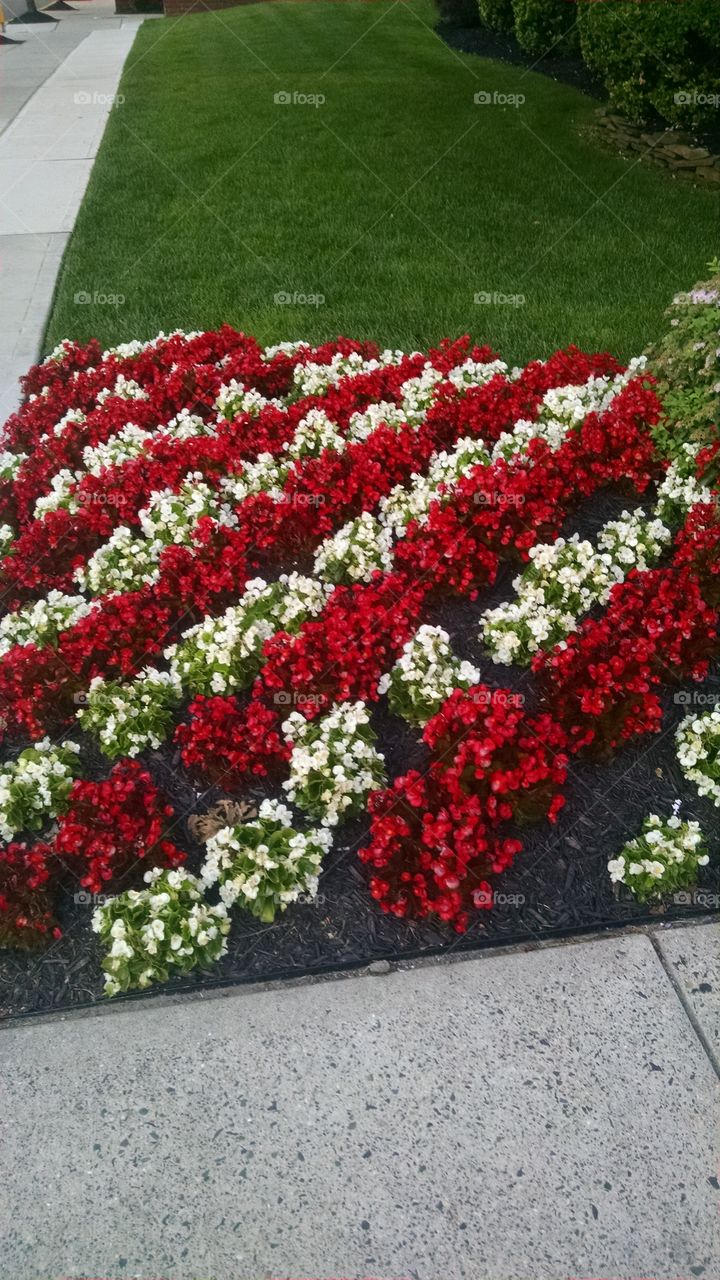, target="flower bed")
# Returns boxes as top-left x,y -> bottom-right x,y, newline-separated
0,328 -> 718,1011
